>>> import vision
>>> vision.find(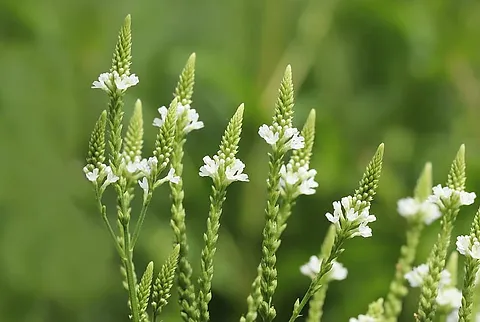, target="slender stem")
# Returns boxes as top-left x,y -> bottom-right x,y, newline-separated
289,233 -> 346,322
95,189 -> 124,258
122,224 -> 141,322
458,257 -> 480,322
131,192 -> 152,249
